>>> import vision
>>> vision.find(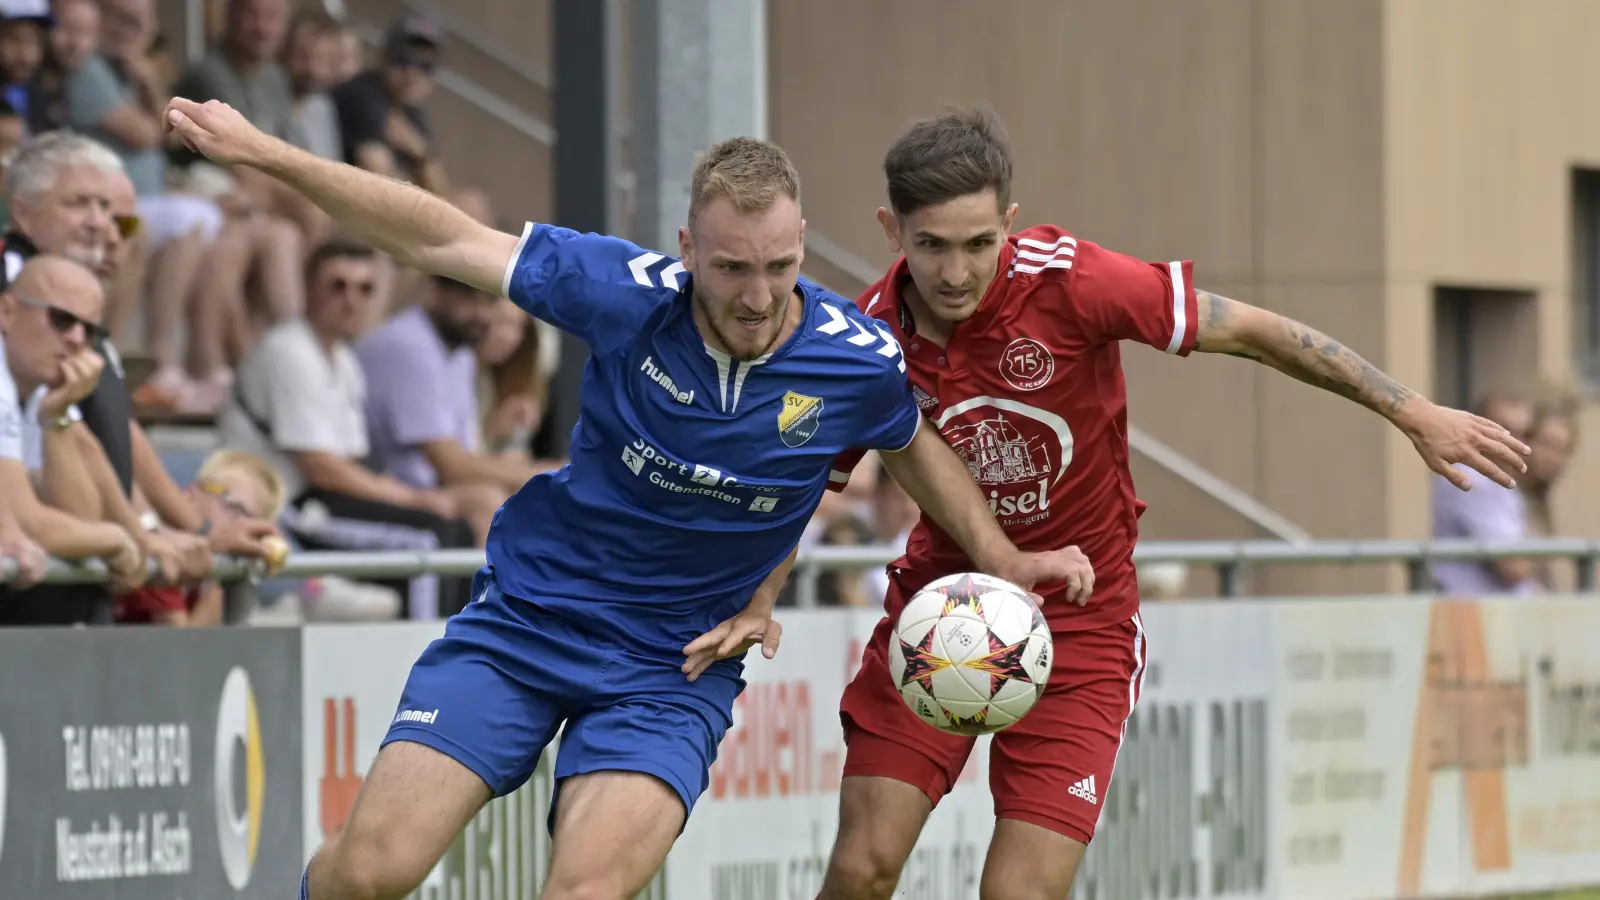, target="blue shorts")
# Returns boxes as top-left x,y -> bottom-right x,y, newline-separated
381,567 -> 745,823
